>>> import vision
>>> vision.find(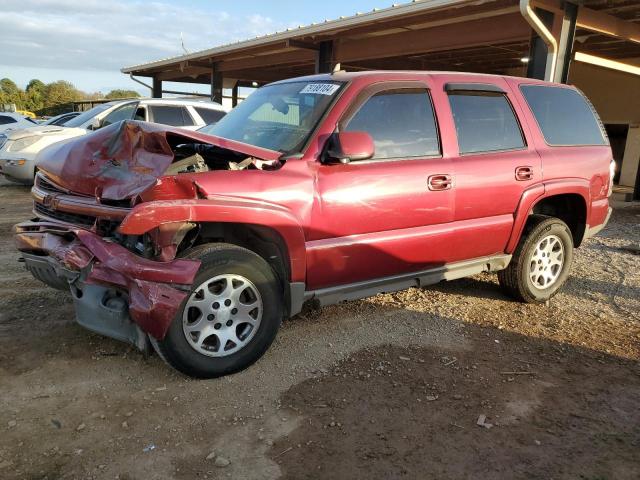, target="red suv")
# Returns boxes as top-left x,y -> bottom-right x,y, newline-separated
15,71 -> 613,378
